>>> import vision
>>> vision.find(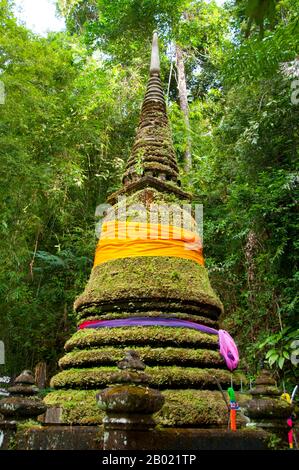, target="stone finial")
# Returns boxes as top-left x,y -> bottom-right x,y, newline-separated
8,370 -> 39,396
96,351 -> 164,449
150,31 -> 160,75
14,370 -> 35,385
117,350 -> 146,371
